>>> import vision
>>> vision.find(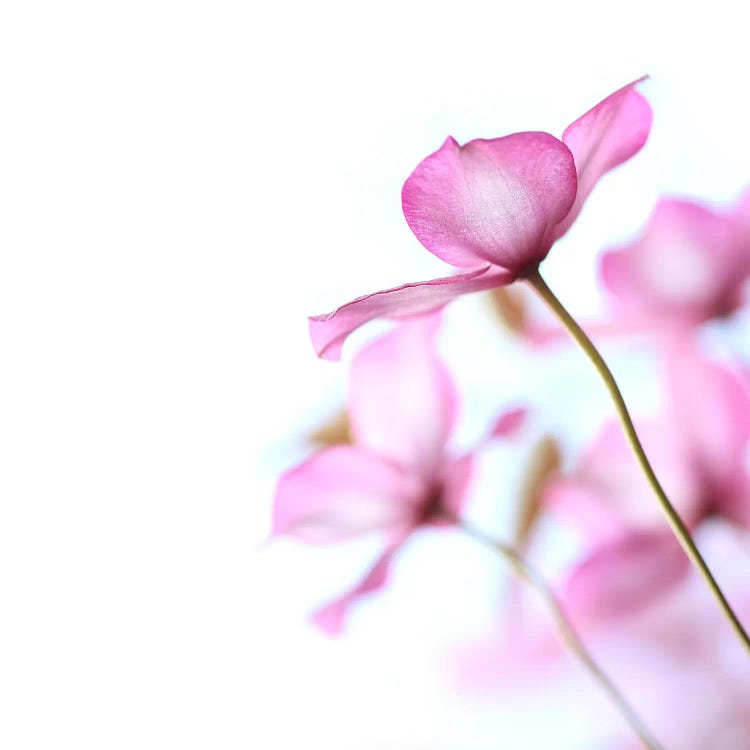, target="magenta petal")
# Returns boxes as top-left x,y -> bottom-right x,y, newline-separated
561,530 -> 689,627
402,133 -> 577,273
348,315 -> 457,477
310,545 -> 399,635
309,265 -> 513,360
552,78 -> 652,241
272,446 -> 423,544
